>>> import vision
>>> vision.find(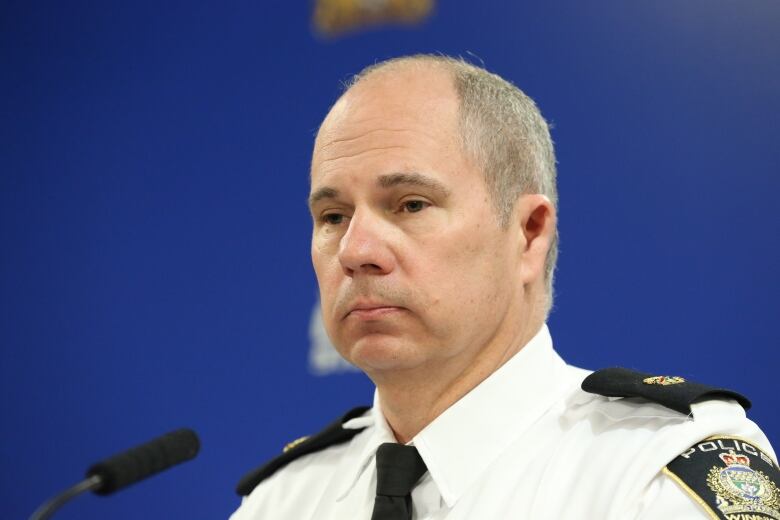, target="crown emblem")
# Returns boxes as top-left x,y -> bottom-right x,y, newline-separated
642,375 -> 686,386
720,450 -> 751,467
